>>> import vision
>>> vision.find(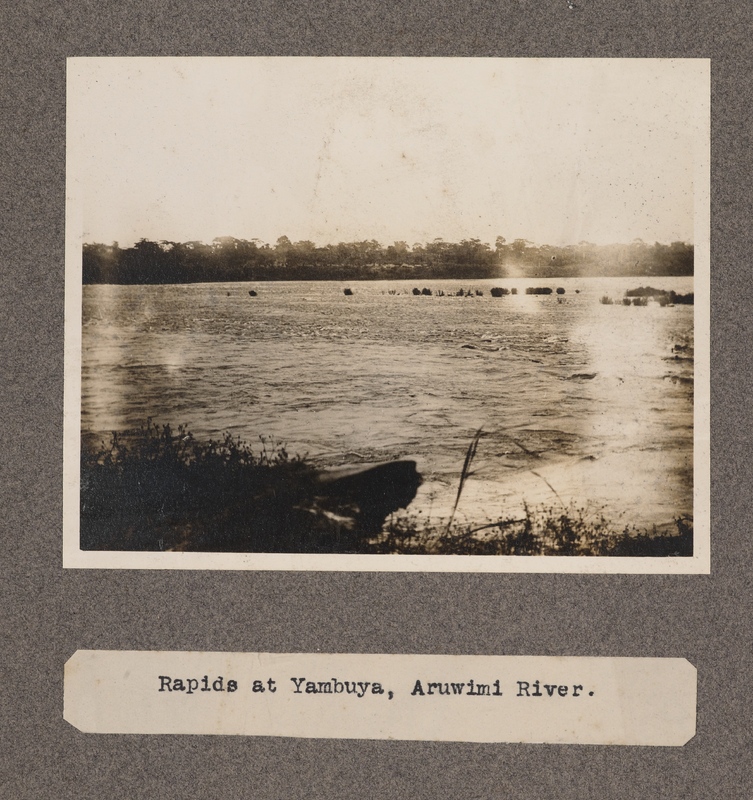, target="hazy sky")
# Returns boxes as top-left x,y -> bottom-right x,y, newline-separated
68,57 -> 708,248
